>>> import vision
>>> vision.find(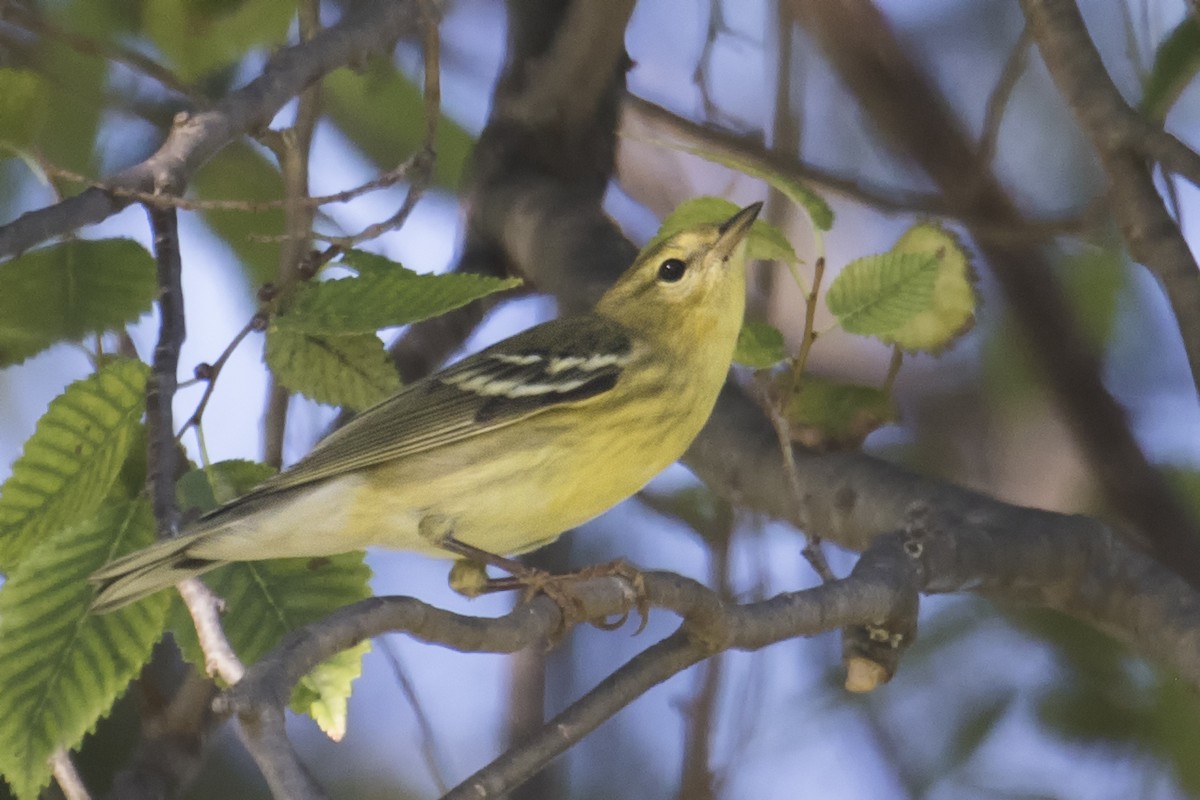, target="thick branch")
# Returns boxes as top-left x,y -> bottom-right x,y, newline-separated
0,0 -> 419,260
1020,0 -> 1200,396
221,512 -> 1200,799
788,0 -> 1200,591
